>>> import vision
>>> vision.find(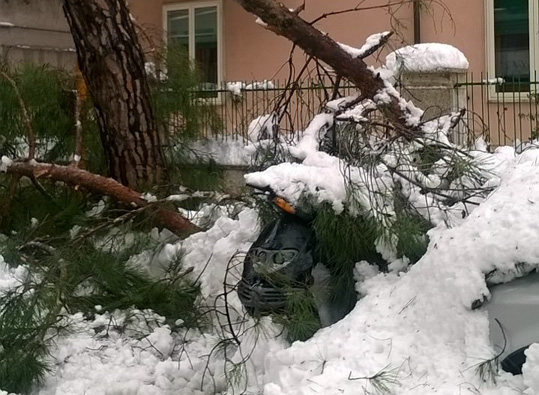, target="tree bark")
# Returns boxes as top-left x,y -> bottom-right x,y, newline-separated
234,0 -> 416,132
62,0 -> 165,189
4,161 -> 200,237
